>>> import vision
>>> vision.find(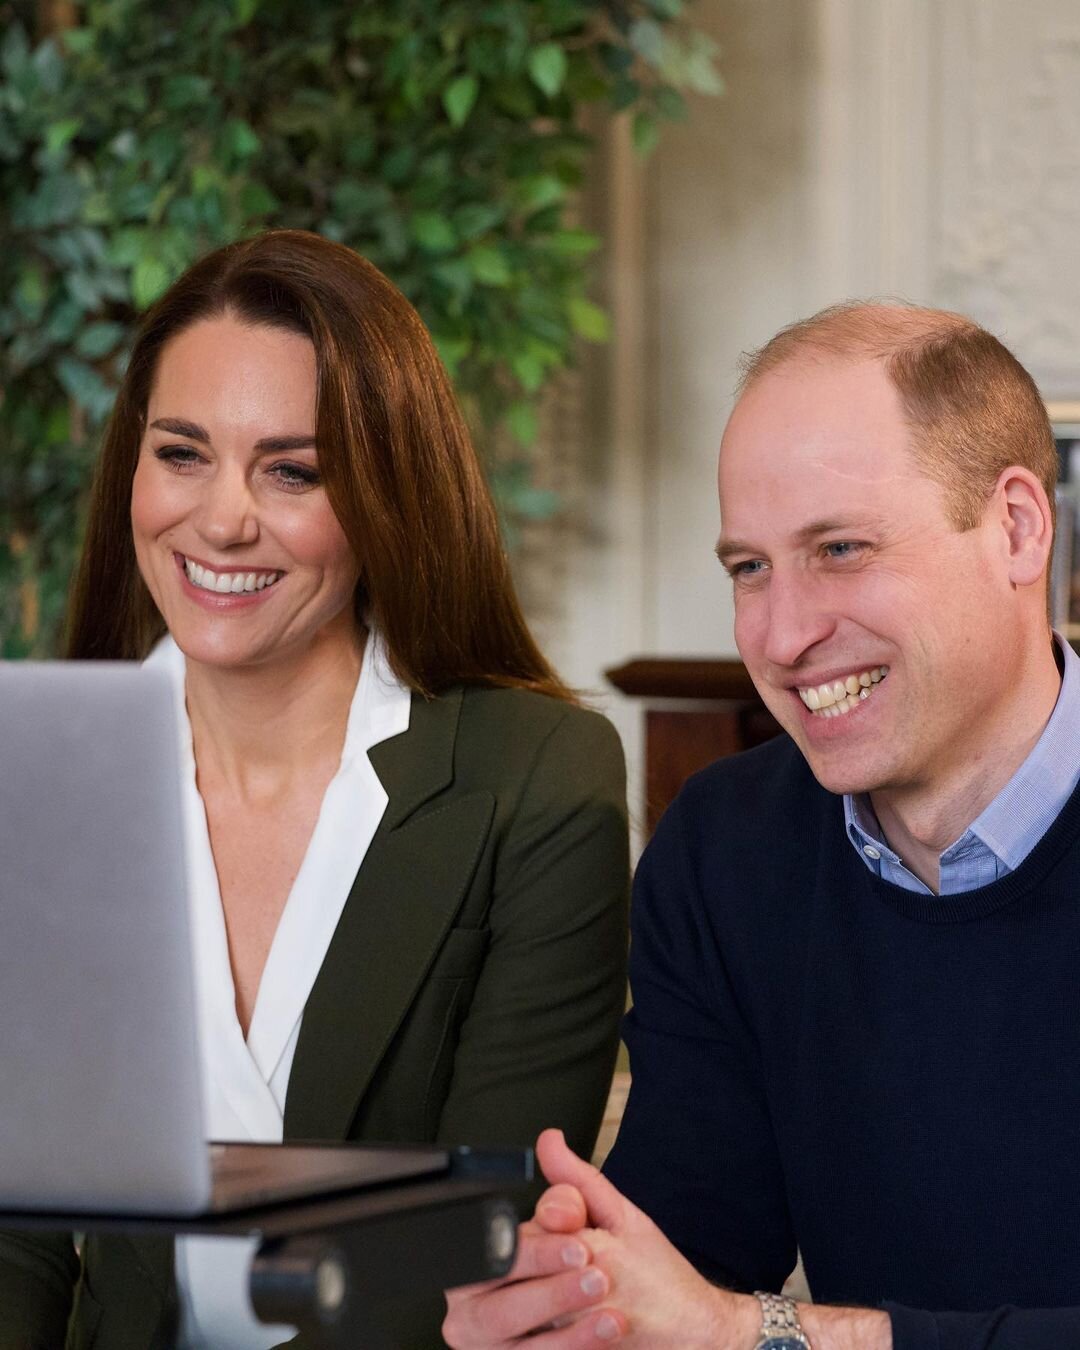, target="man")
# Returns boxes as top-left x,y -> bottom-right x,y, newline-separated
444,302 -> 1080,1350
